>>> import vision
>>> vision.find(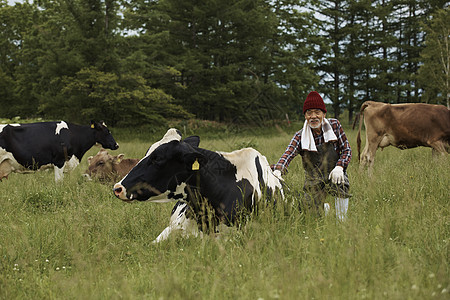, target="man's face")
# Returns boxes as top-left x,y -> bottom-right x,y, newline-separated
305,109 -> 325,129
